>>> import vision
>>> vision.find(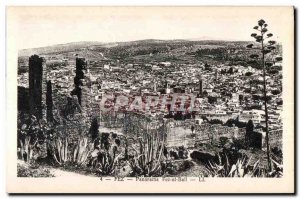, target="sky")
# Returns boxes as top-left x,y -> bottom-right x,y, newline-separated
8,6 -> 291,50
